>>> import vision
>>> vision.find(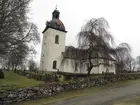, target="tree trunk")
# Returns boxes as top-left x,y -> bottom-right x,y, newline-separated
87,65 -> 93,76
14,56 -> 20,71
7,60 -> 10,70
87,53 -> 93,76
12,65 -> 14,70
